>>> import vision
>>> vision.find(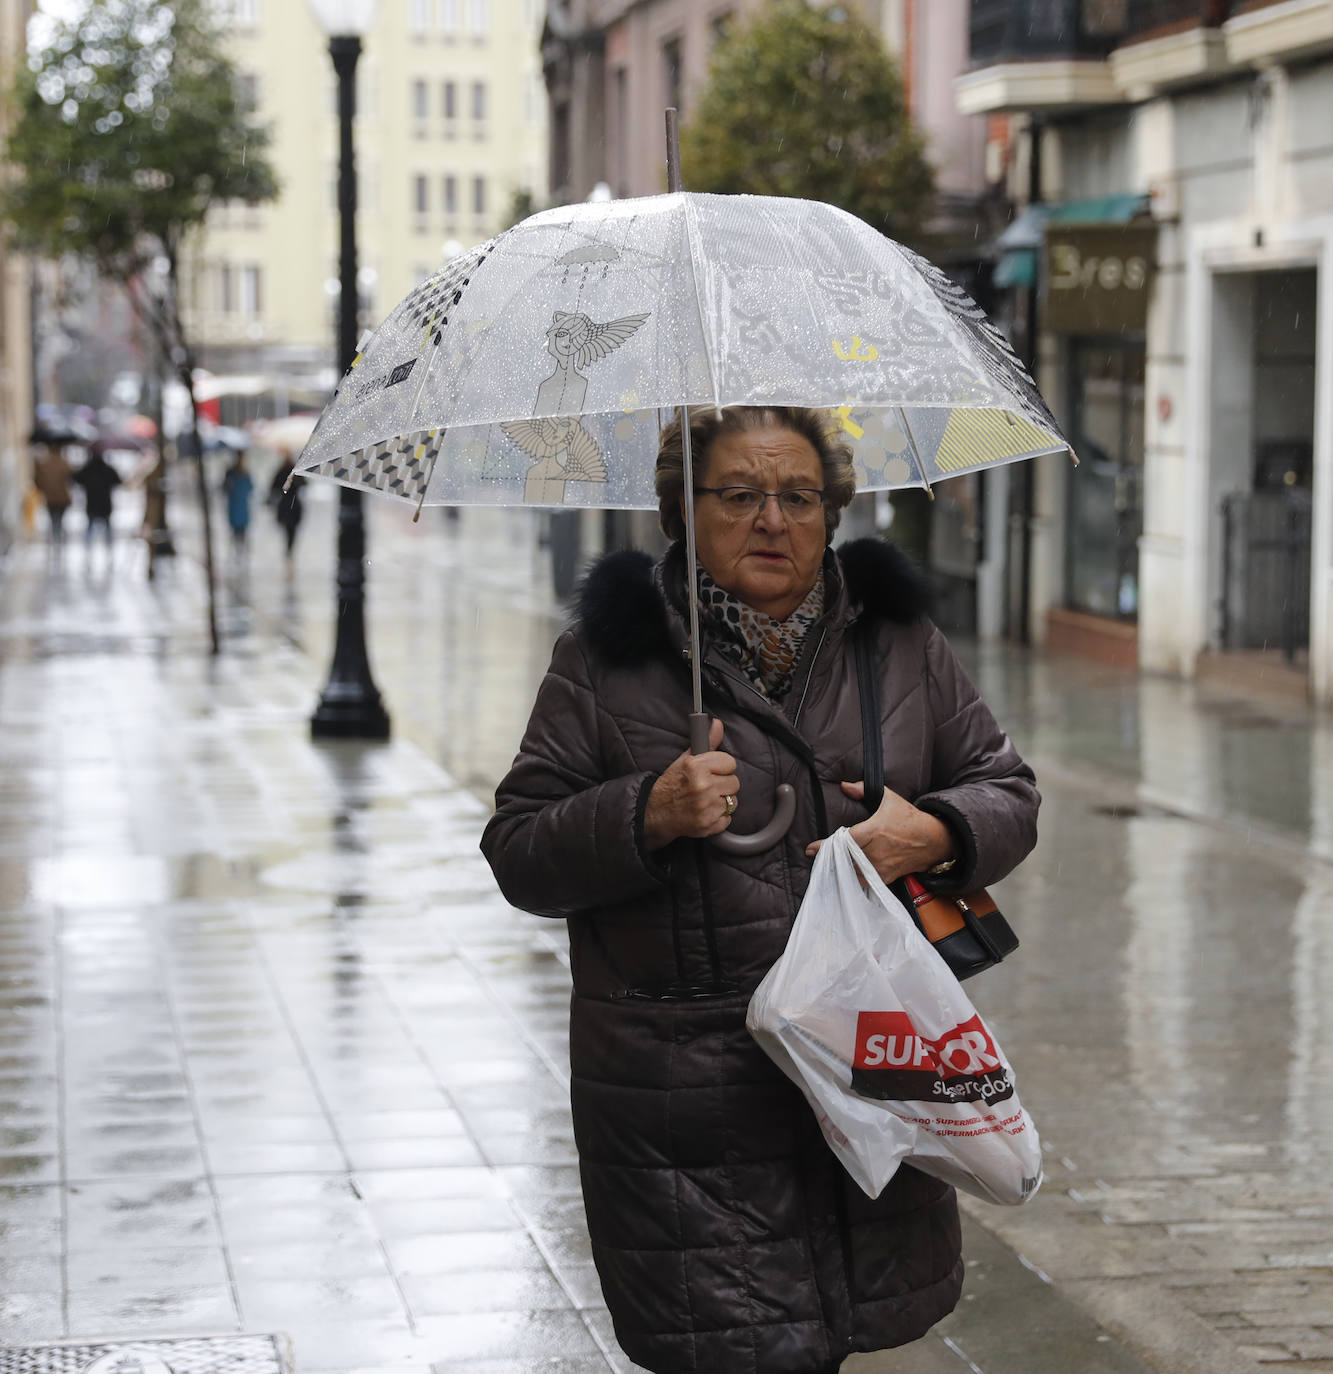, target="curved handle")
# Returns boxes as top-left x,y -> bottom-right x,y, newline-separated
710,783 -> 797,855
688,712 -> 797,856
